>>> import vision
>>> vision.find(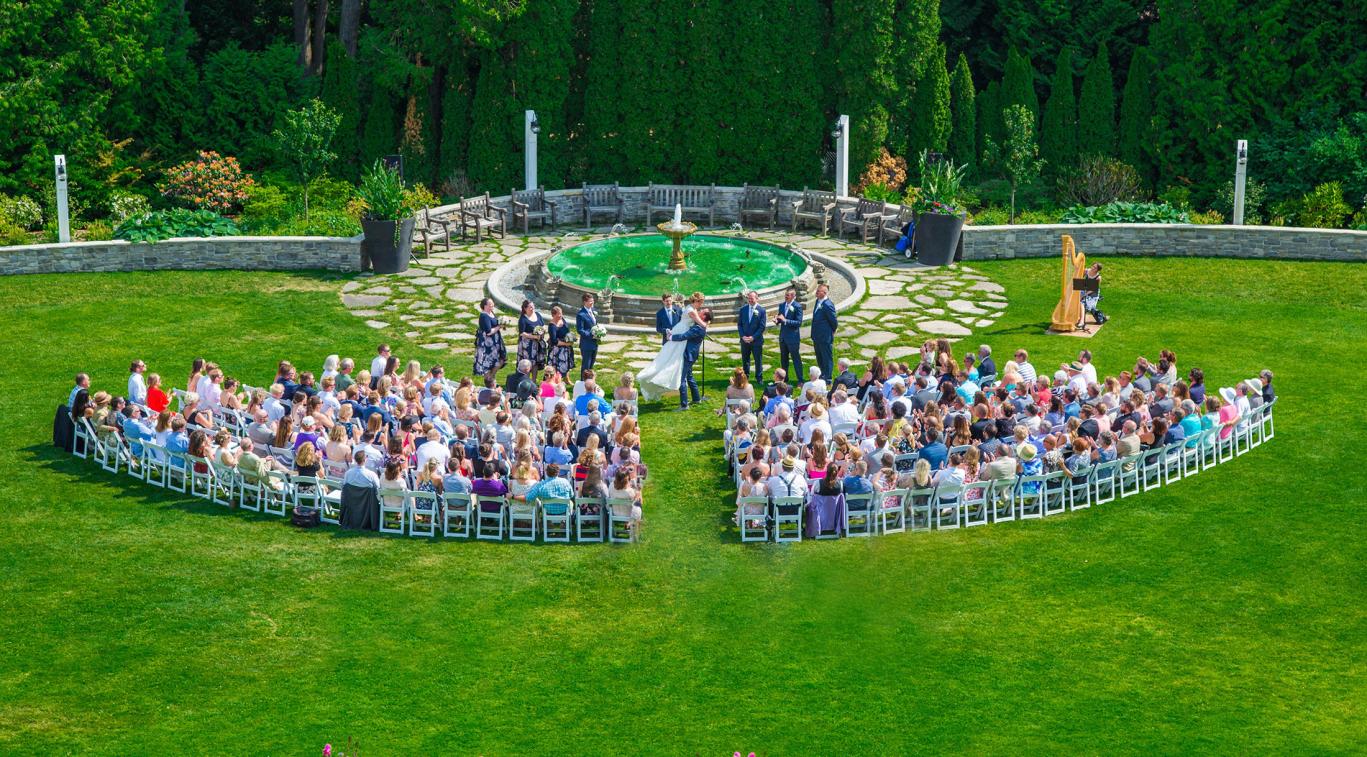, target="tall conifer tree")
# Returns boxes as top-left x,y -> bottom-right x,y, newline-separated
832,0 -> 897,174
1039,46 -> 1076,178
888,0 -> 941,157
1000,47 -> 1039,126
1118,46 -> 1154,182
907,43 -> 951,158
948,53 -> 976,174
1078,42 -> 1116,157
